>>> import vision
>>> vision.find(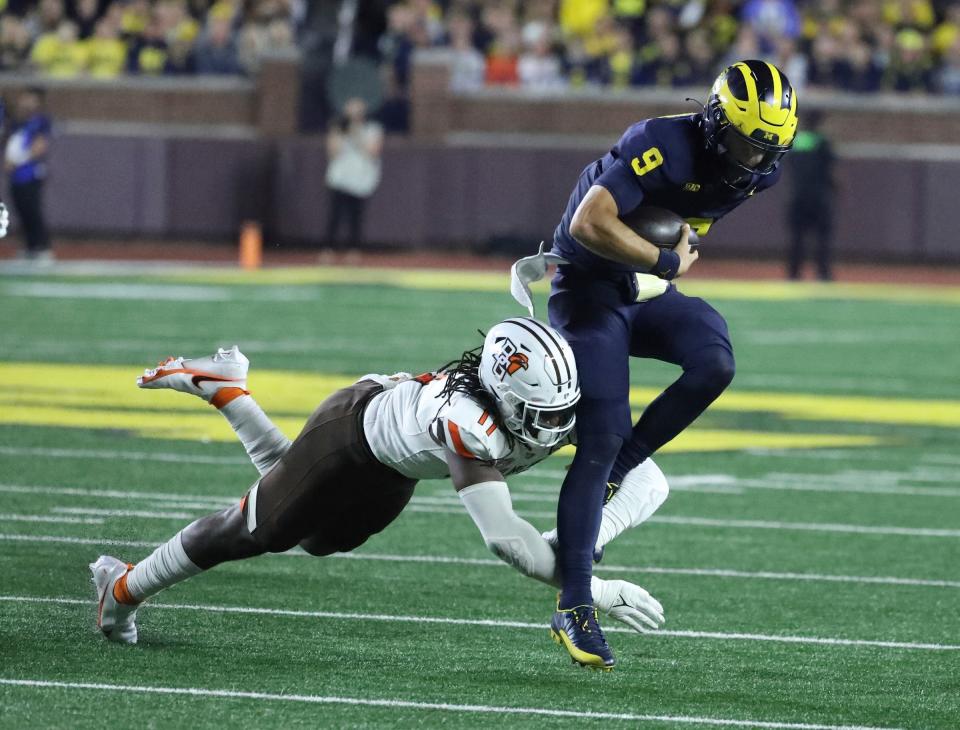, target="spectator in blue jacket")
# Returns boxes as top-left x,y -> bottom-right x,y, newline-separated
4,87 -> 52,262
